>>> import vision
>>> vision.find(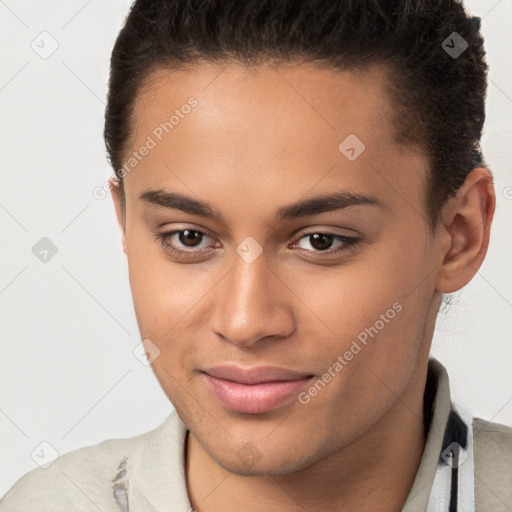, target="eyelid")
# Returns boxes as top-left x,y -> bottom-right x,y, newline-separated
294,225 -> 361,239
